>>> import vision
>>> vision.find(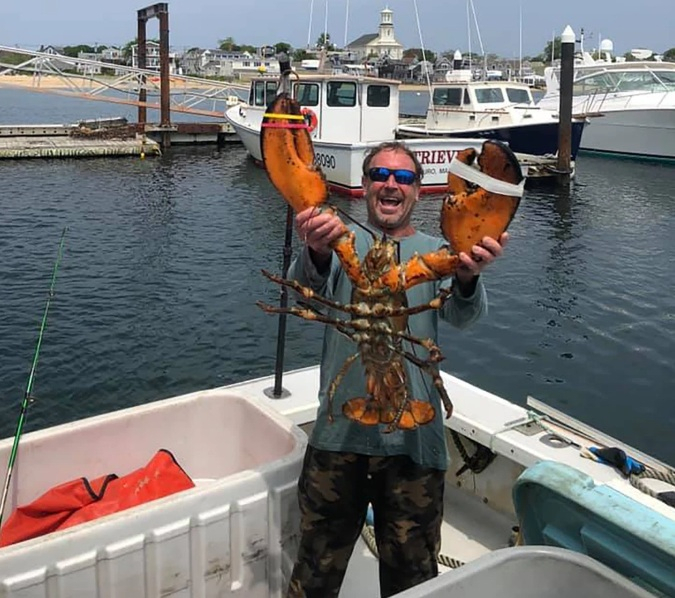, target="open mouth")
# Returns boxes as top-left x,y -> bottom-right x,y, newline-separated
378,196 -> 402,210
